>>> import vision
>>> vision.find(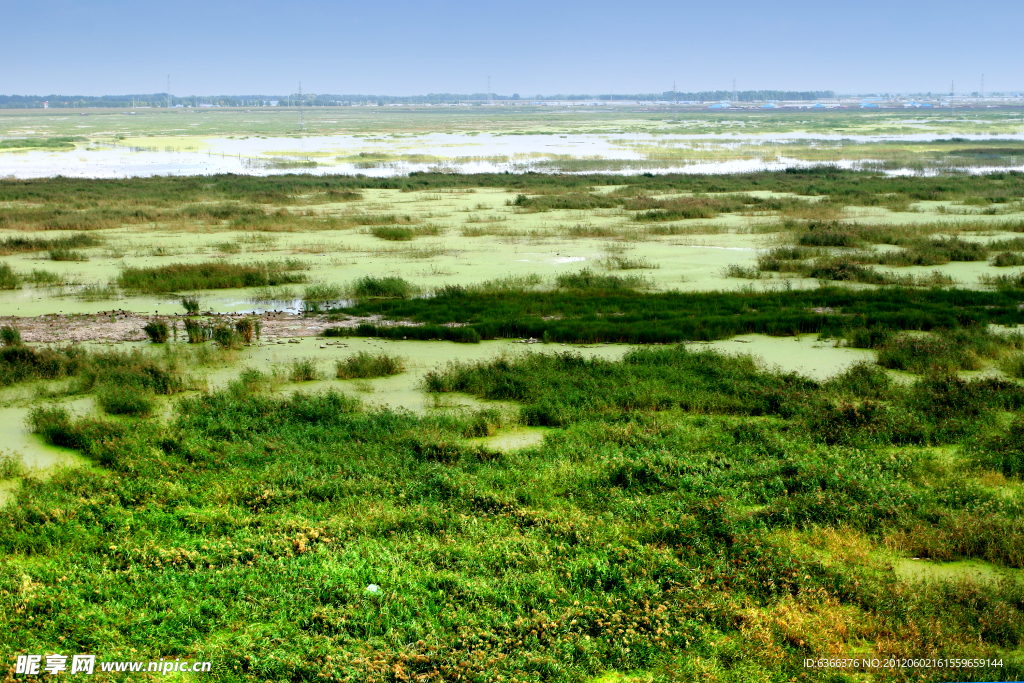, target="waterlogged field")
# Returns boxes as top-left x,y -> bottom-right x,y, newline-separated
1,168 -> 1024,681
2,107 -> 1024,177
